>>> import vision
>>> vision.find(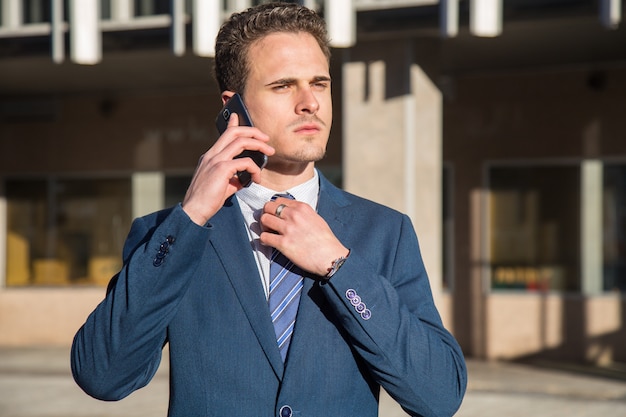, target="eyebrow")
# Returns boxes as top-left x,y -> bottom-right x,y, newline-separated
265,76 -> 332,87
